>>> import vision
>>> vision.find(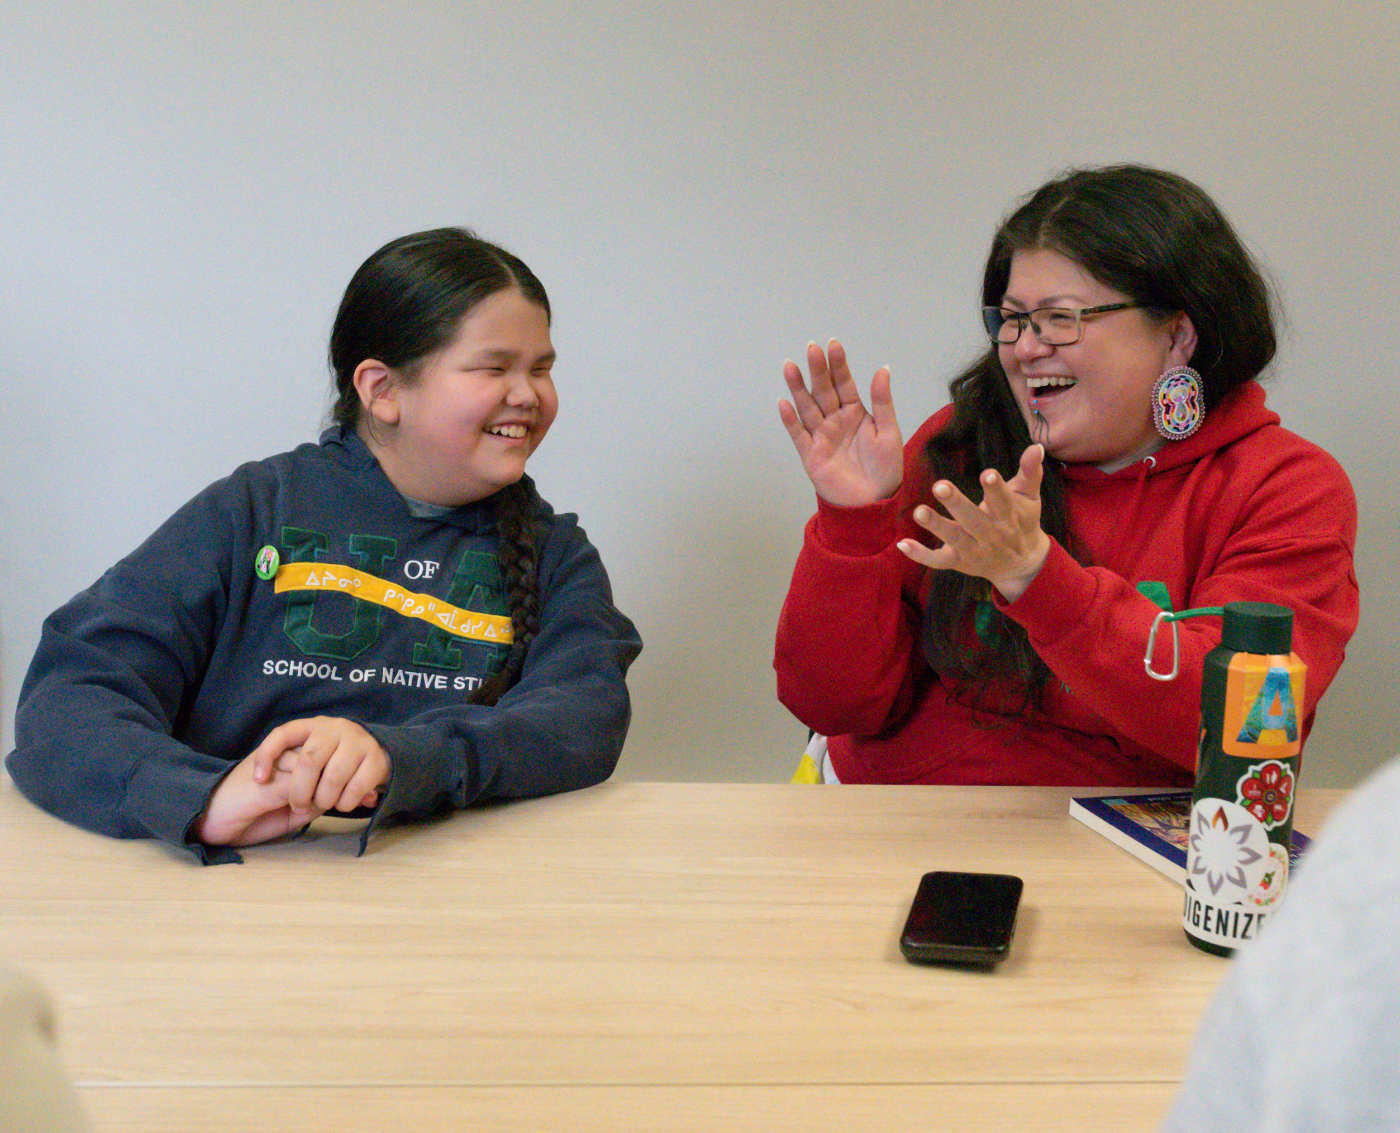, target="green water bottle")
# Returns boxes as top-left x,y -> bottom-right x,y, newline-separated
1181,602 -> 1305,956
